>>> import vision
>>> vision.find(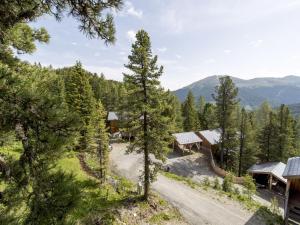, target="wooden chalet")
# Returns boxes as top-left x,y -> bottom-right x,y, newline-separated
197,129 -> 221,151
248,162 -> 286,193
283,157 -> 300,224
172,132 -> 202,153
107,112 -> 119,134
